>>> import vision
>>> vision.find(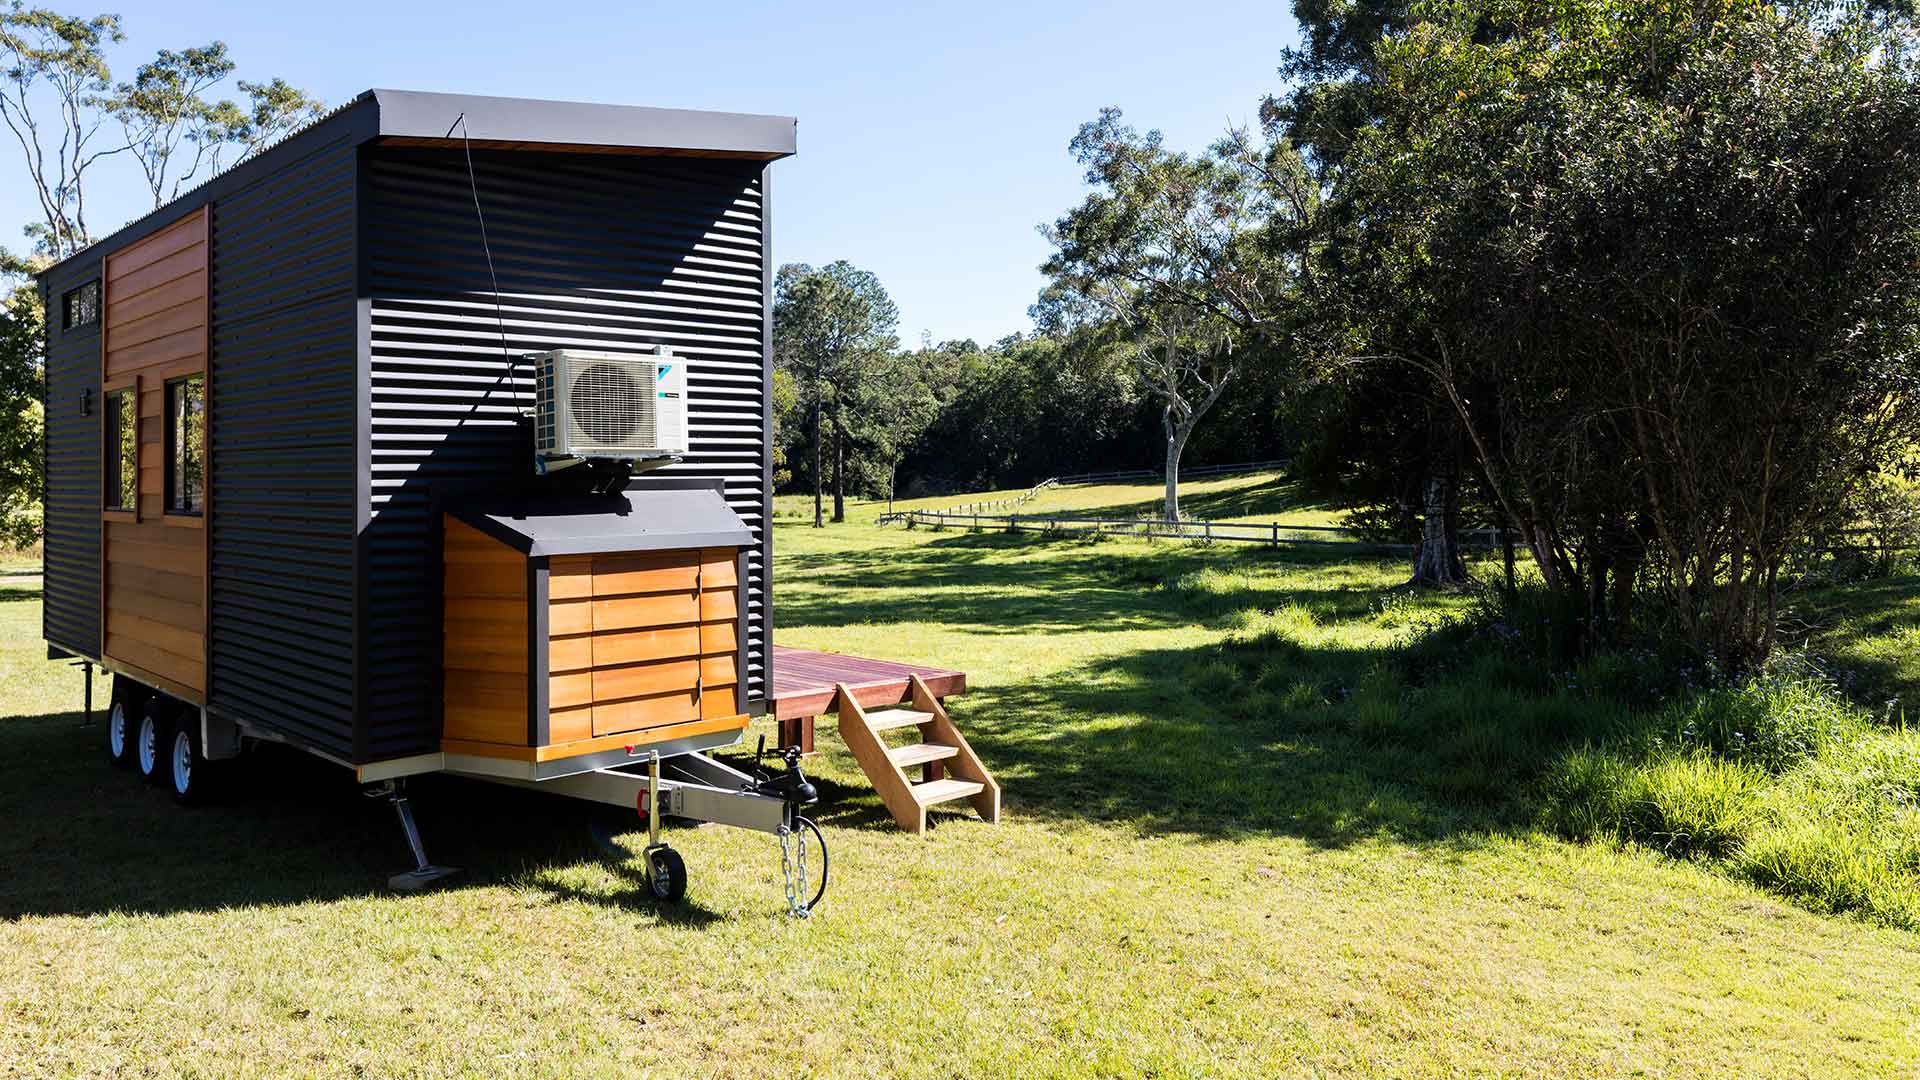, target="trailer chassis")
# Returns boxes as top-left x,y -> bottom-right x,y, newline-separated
76,666 -> 829,915
372,744 -> 827,915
